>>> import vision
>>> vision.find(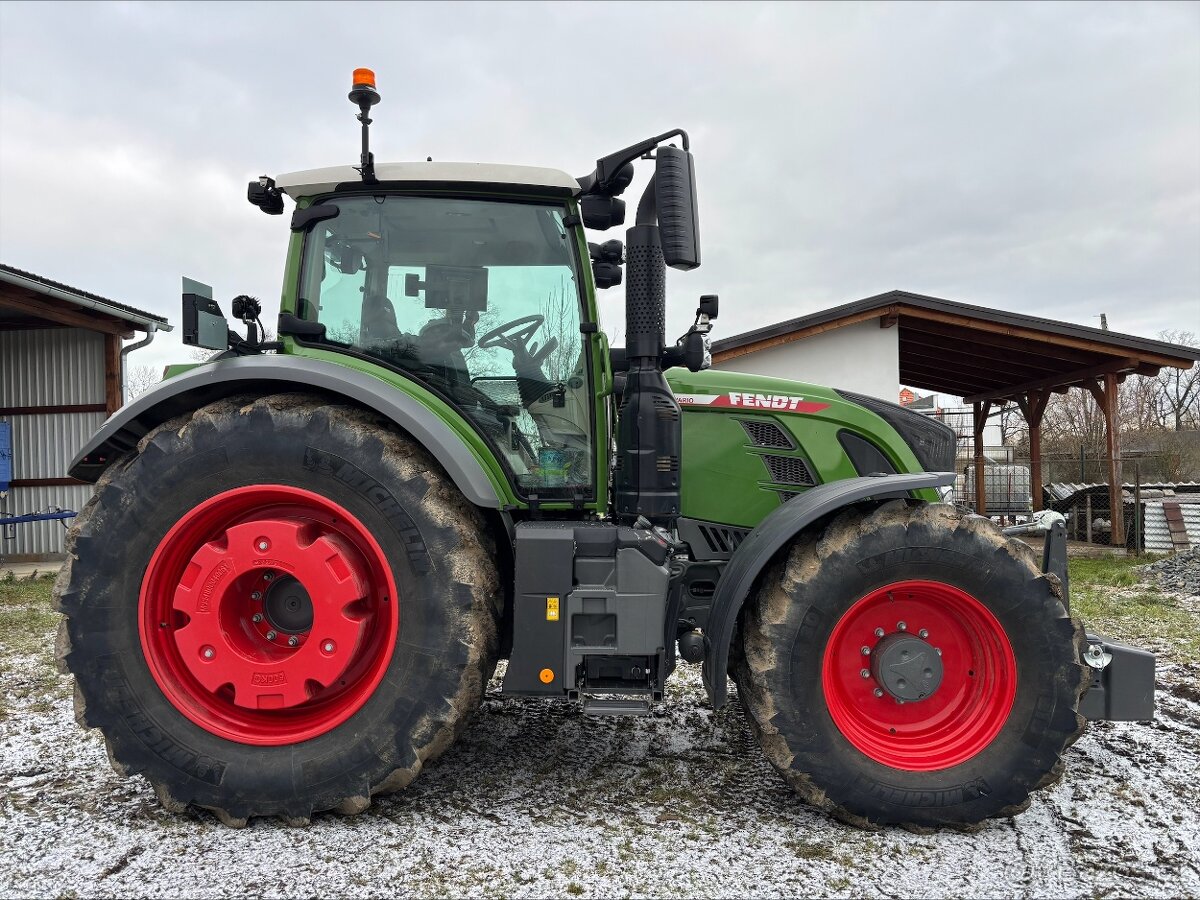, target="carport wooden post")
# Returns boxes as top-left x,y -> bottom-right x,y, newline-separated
103,333 -> 122,415
1016,389 -> 1049,512
972,401 -> 991,515
1087,374 -> 1125,547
